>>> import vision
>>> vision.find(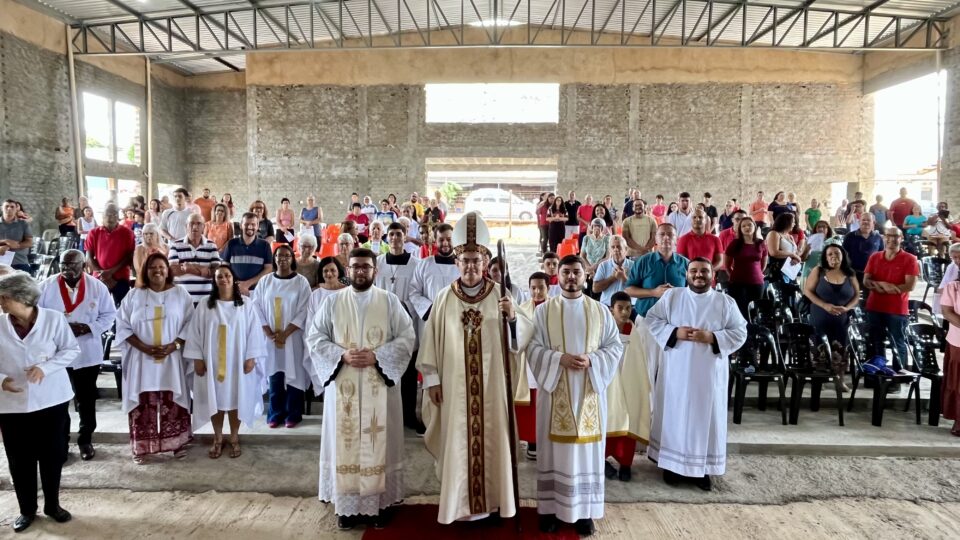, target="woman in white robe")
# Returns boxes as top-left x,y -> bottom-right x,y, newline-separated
253,245 -> 312,428
184,265 -> 267,459
116,253 -> 194,463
